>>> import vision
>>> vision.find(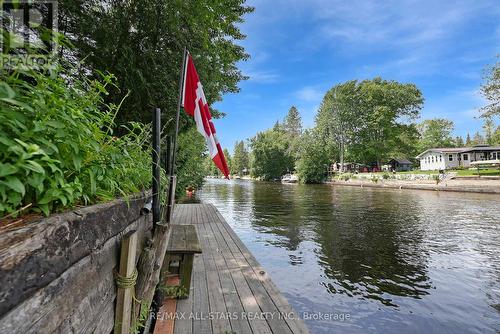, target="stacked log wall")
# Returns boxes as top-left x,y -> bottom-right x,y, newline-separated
0,192 -> 152,334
